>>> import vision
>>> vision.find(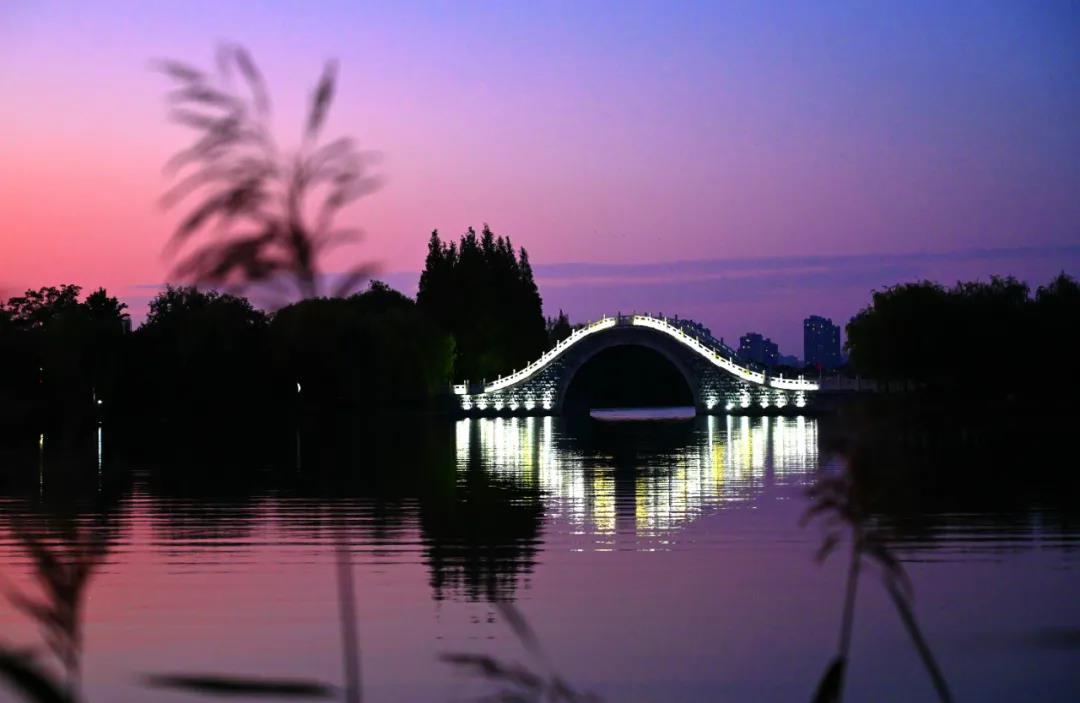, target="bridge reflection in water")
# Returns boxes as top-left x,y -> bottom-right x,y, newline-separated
455,415 -> 819,546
